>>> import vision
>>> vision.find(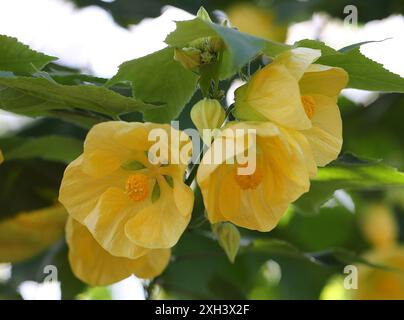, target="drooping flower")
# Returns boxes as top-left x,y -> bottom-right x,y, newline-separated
66,217 -> 170,286
197,121 -> 316,231
0,205 -> 67,263
59,121 -> 194,258
226,3 -> 287,42
0,149 -> 3,164
360,203 -> 398,249
234,47 -> 348,166
353,246 -> 404,300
